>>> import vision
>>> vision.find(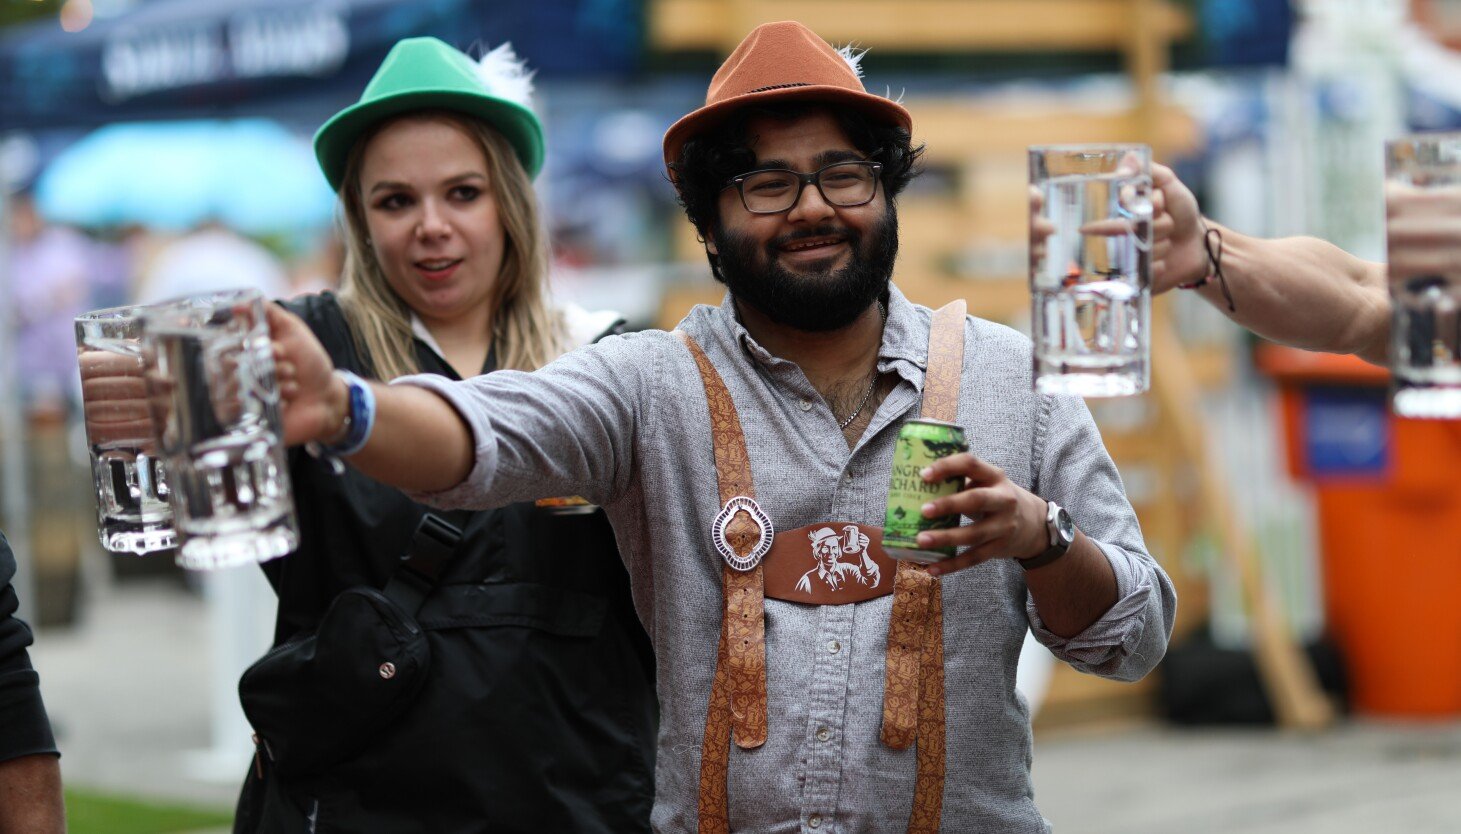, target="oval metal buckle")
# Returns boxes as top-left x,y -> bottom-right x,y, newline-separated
711,495 -> 773,572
